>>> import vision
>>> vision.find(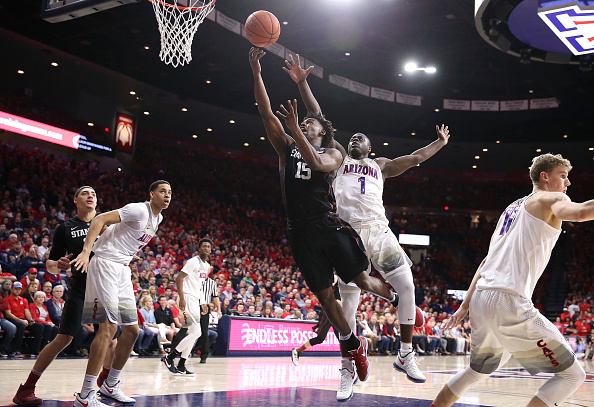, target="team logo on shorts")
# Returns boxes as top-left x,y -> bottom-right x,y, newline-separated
92,298 -> 99,320
538,4 -> 594,55
537,339 -> 559,367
